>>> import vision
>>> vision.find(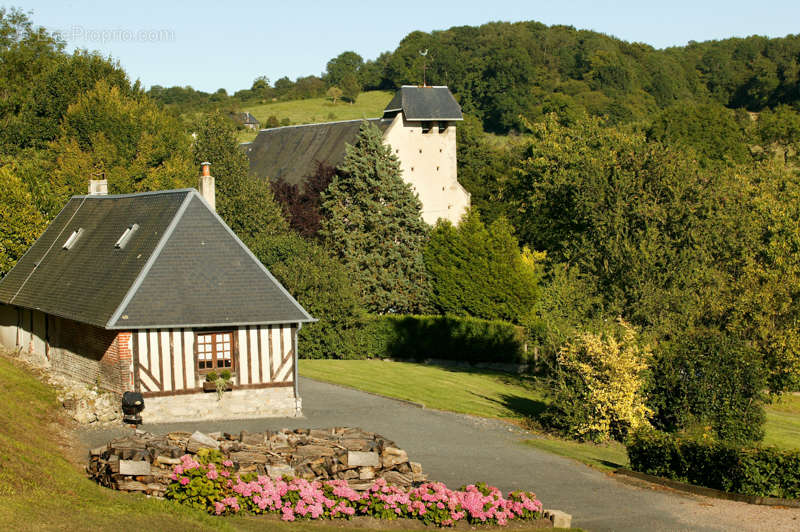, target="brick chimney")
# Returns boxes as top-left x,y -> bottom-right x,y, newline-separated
198,162 -> 215,212
88,179 -> 108,195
